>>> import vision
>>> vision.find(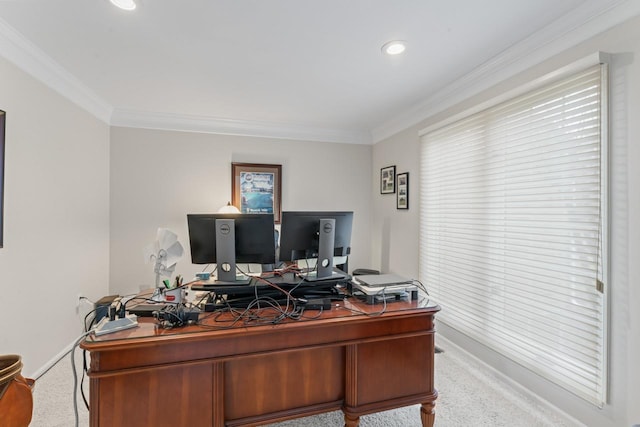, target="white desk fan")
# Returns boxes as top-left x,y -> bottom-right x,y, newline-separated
144,228 -> 184,301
